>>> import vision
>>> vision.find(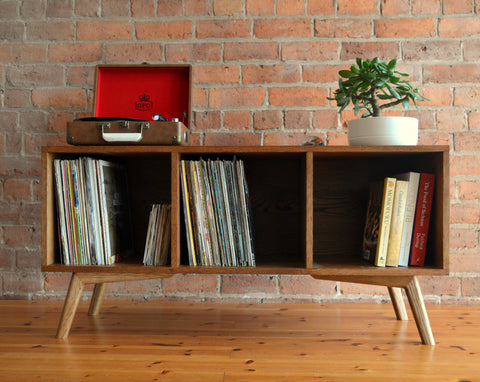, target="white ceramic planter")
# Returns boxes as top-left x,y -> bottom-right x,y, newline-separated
348,116 -> 419,146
